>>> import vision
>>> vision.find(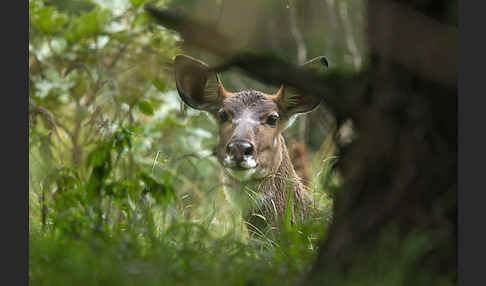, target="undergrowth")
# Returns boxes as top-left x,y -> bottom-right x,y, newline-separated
28,1 -> 338,284
29,123 -> 336,286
